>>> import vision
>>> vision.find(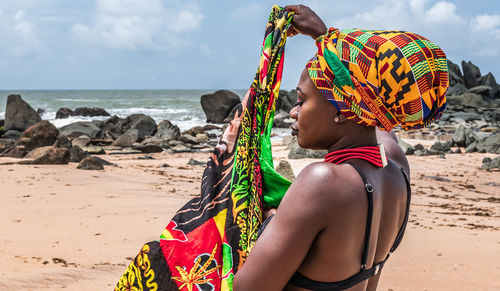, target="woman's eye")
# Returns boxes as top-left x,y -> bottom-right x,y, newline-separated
293,97 -> 303,107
